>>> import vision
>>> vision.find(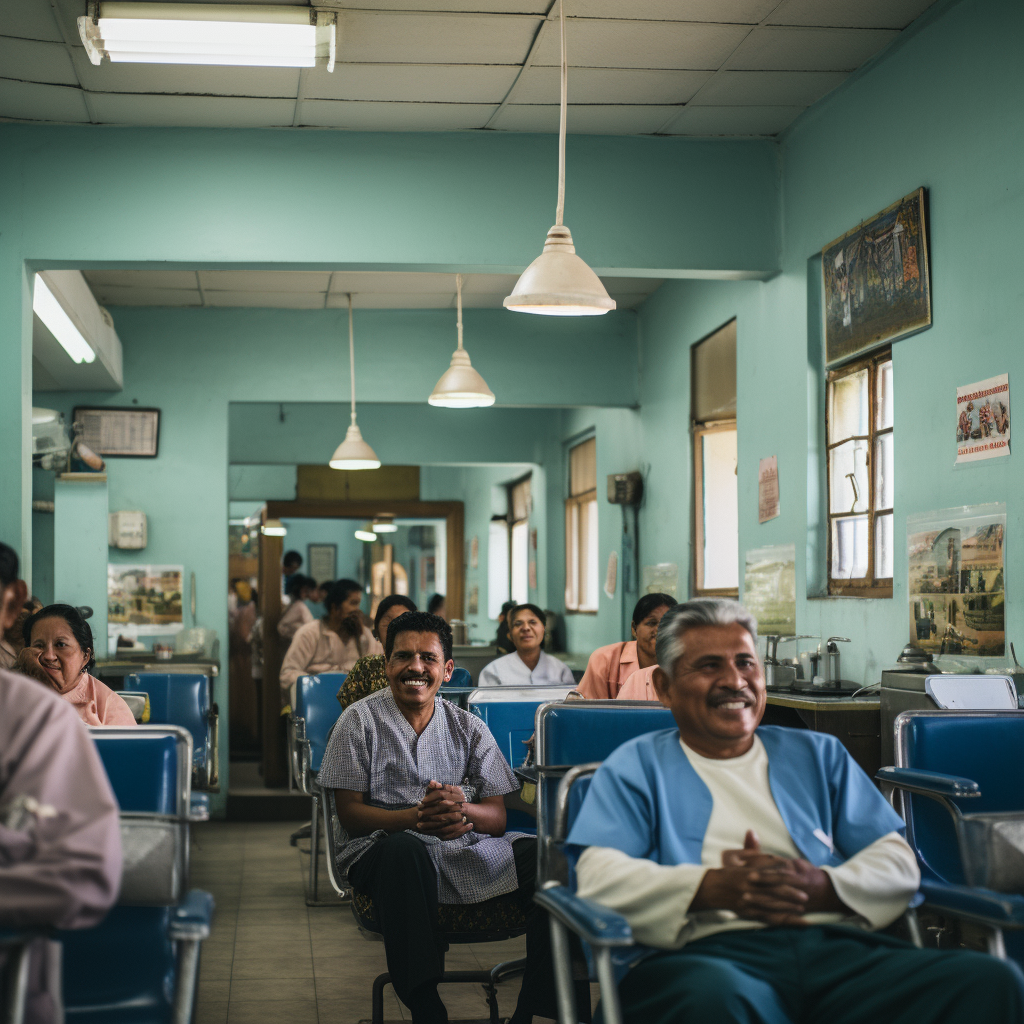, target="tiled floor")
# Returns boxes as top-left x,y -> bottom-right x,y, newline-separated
192,821 -> 531,1024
